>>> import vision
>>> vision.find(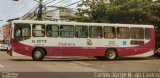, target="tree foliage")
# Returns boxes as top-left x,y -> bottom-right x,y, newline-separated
76,0 -> 108,23
76,0 -> 160,24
